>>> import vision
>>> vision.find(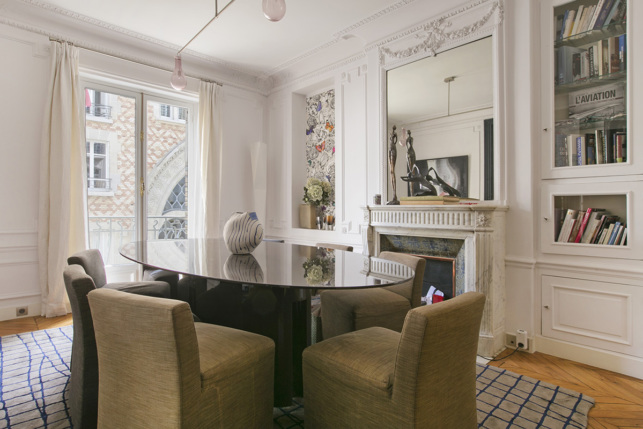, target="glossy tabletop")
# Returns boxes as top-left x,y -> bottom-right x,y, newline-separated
120,238 -> 414,289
